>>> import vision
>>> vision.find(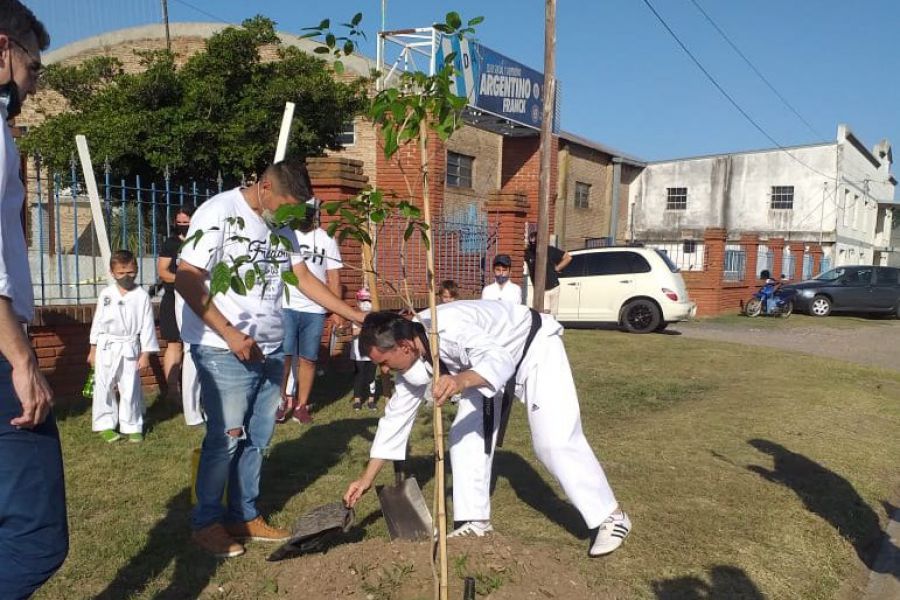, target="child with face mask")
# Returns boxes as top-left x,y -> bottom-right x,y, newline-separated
88,250 -> 160,442
480,254 -> 523,304
349,287 -> 377,410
